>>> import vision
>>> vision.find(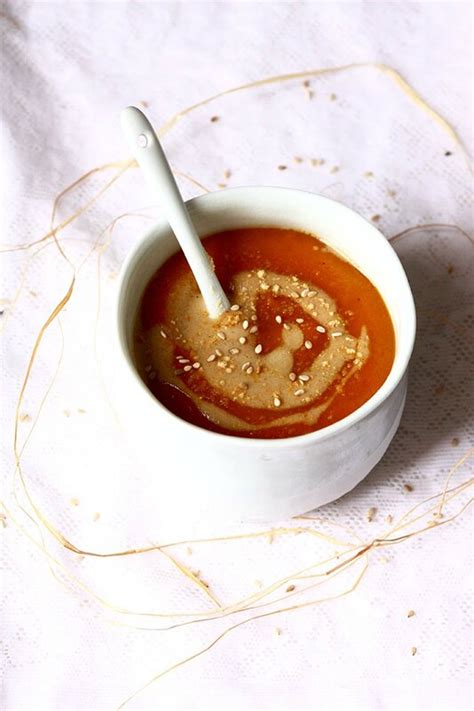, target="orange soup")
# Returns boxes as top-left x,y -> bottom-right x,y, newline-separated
134,227 -> 395,439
